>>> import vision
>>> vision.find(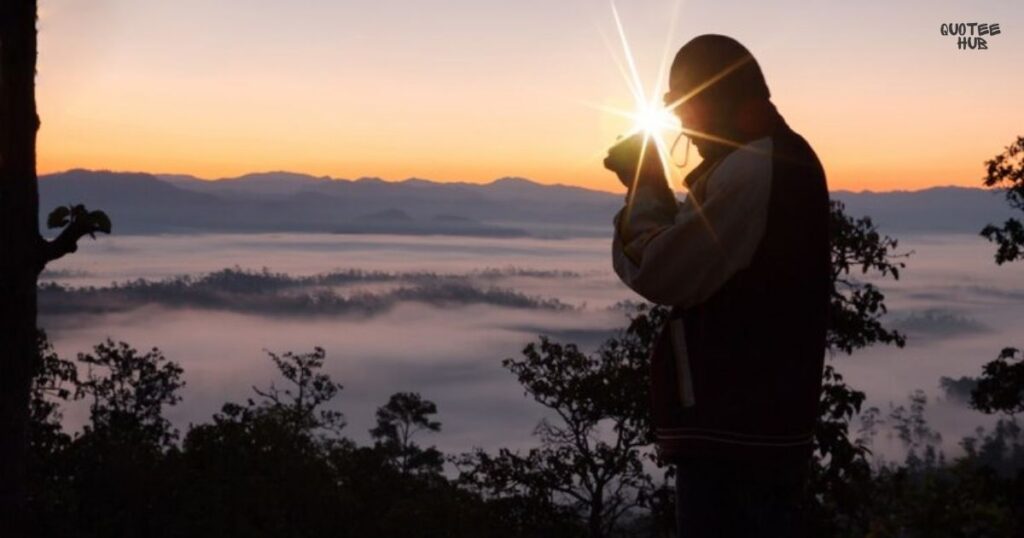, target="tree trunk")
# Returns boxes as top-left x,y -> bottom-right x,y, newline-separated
588,493 -> 604,538
0,1 -> 40,535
